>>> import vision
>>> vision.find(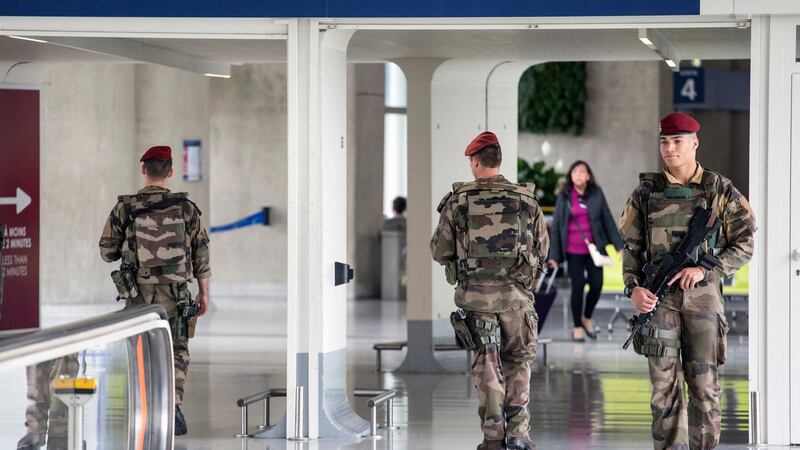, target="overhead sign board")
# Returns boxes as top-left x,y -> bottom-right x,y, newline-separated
0,0 -> 700,18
